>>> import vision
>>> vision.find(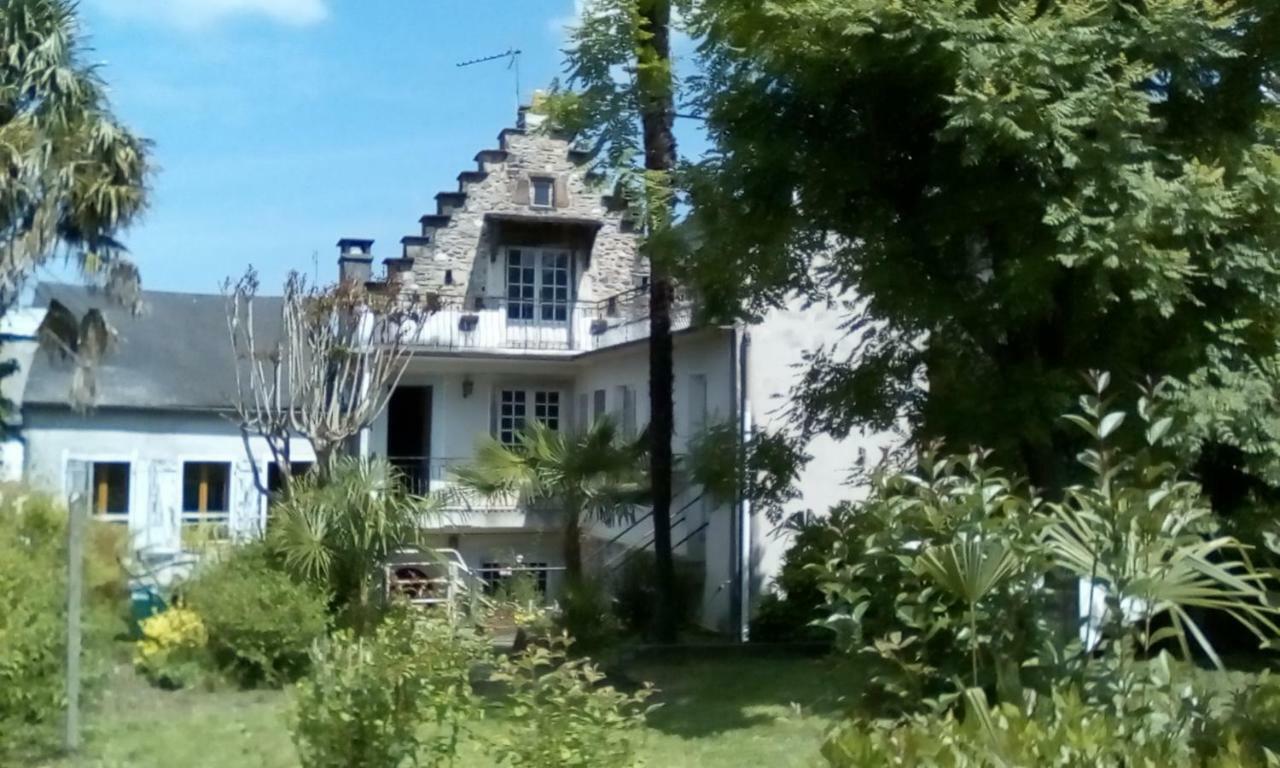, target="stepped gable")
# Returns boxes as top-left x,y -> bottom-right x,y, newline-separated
391,107 -> 644,308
